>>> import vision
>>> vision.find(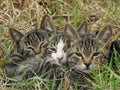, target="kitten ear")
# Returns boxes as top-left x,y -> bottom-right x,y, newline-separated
77,21 -> 87,35
40,15 -> 56,36
96,25 -> 112,43
64,24 -> 79,48
9,28 -> 24,45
